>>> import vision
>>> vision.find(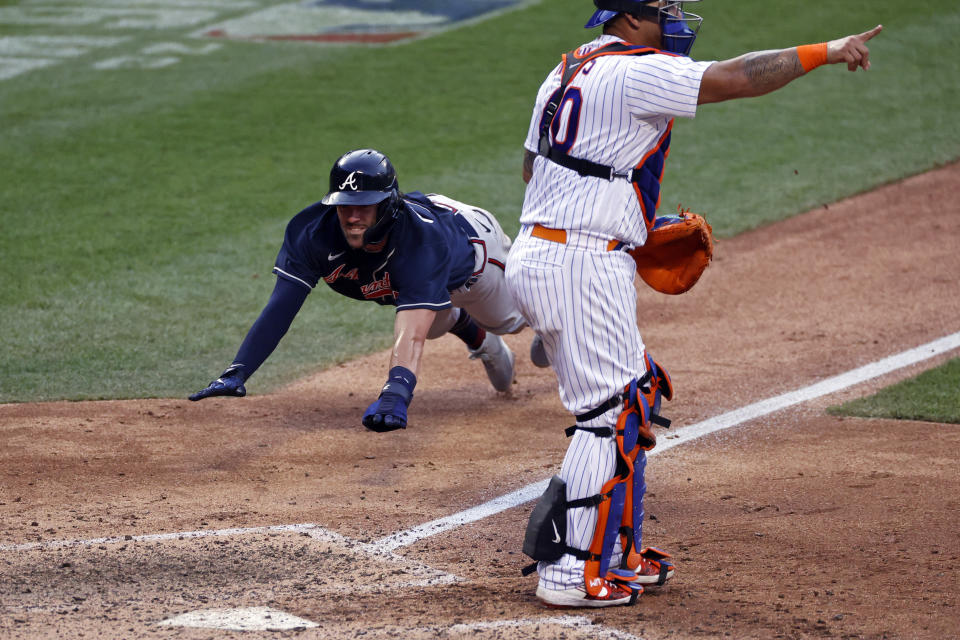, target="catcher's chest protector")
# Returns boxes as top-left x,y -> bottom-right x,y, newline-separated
538,42 -> 675,230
